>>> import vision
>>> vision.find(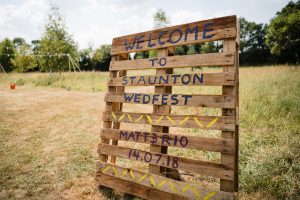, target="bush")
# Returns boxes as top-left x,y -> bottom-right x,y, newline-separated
15,78 -> 25,86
